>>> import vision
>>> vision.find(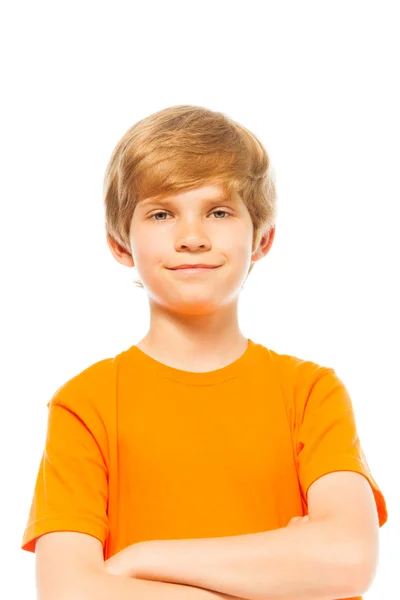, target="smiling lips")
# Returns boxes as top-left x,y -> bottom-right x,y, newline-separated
170,264 -> 219,270
168,264 -> 221,274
